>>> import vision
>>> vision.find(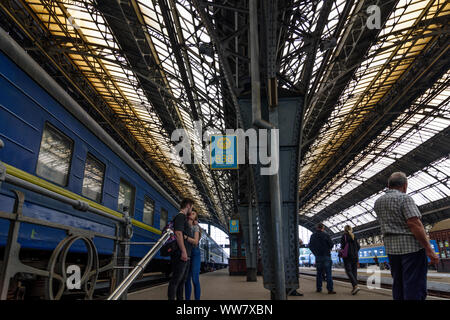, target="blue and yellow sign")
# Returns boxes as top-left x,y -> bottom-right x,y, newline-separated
210,135 -> 238,169
229,219 -> 239,233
